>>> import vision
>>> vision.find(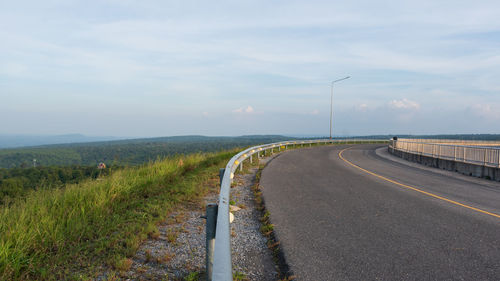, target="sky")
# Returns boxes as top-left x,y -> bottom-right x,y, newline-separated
1,0 -> 500,137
